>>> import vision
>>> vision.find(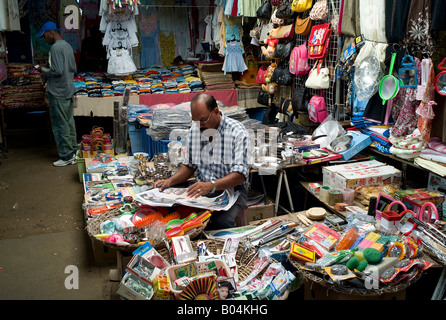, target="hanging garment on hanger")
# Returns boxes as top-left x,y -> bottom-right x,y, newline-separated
416,58 -> 437,142
107,48 -> 137,75
139,6 -> 162,68
390,57 -> 421,138
340,0 -> 360,53
406,0 -> 434,54
222,41 -> 247,75
385,0 -> 411,43
359,0 -> 386,43
240,0 -> 263,17
431,0 -> 446,30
